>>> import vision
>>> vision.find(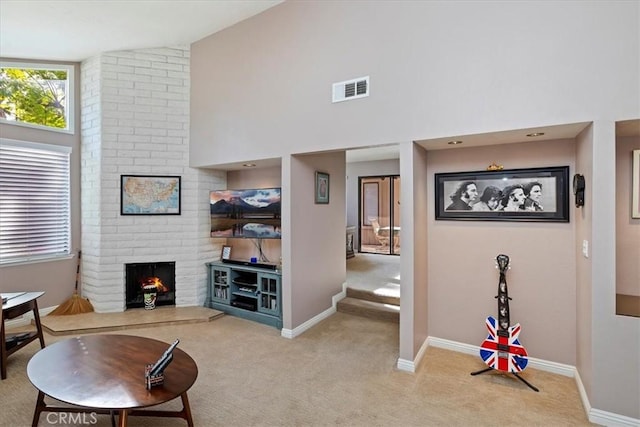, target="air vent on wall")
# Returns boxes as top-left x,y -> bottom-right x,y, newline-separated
332,76 -> 369,103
